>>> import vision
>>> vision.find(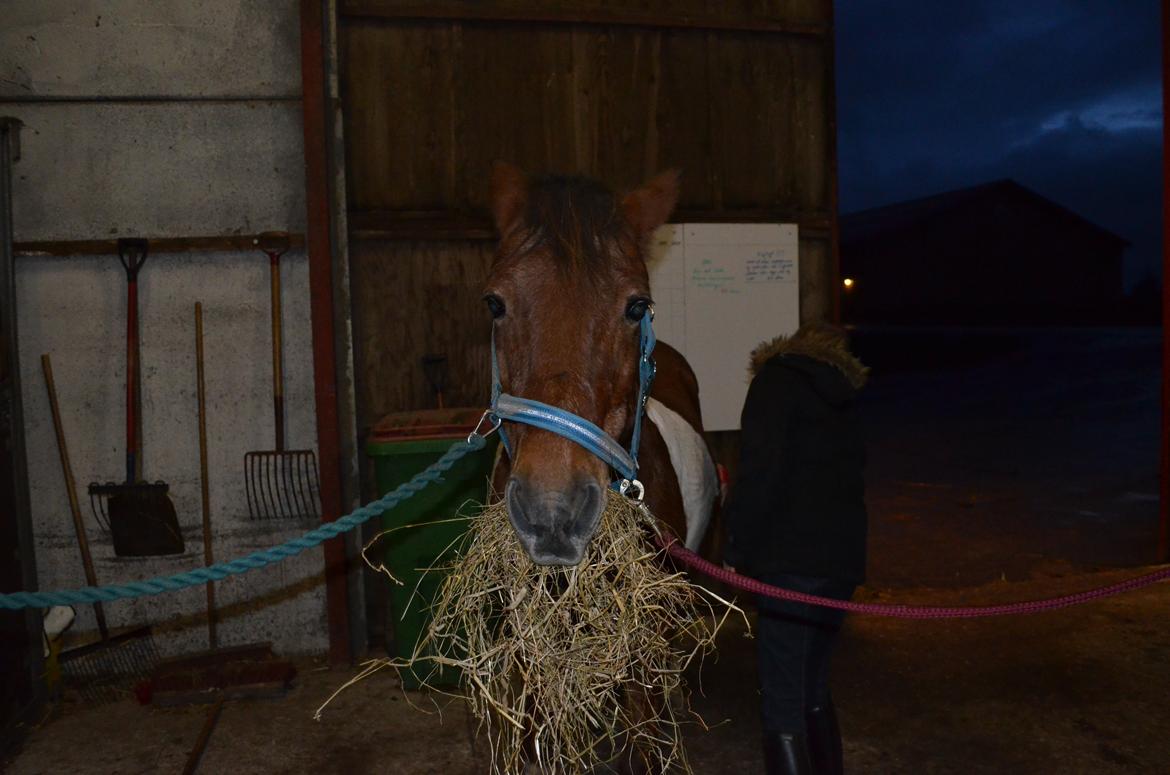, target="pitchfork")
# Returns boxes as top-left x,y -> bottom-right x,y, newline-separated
244,232 -> 321,521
